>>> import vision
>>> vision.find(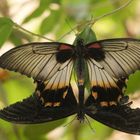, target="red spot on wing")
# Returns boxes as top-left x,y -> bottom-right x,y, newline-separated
59,44 -> 73,50
88,43 -> 101,49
